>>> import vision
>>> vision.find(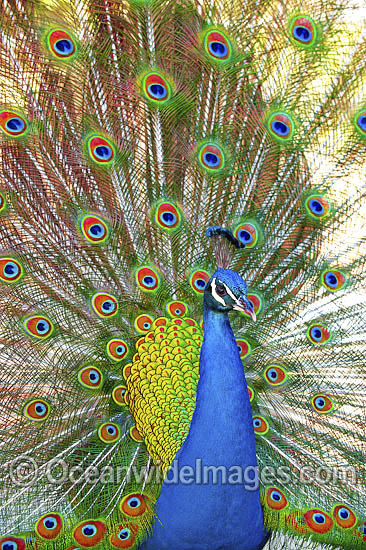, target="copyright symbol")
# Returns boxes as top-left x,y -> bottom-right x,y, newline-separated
9,455 -> 38,487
